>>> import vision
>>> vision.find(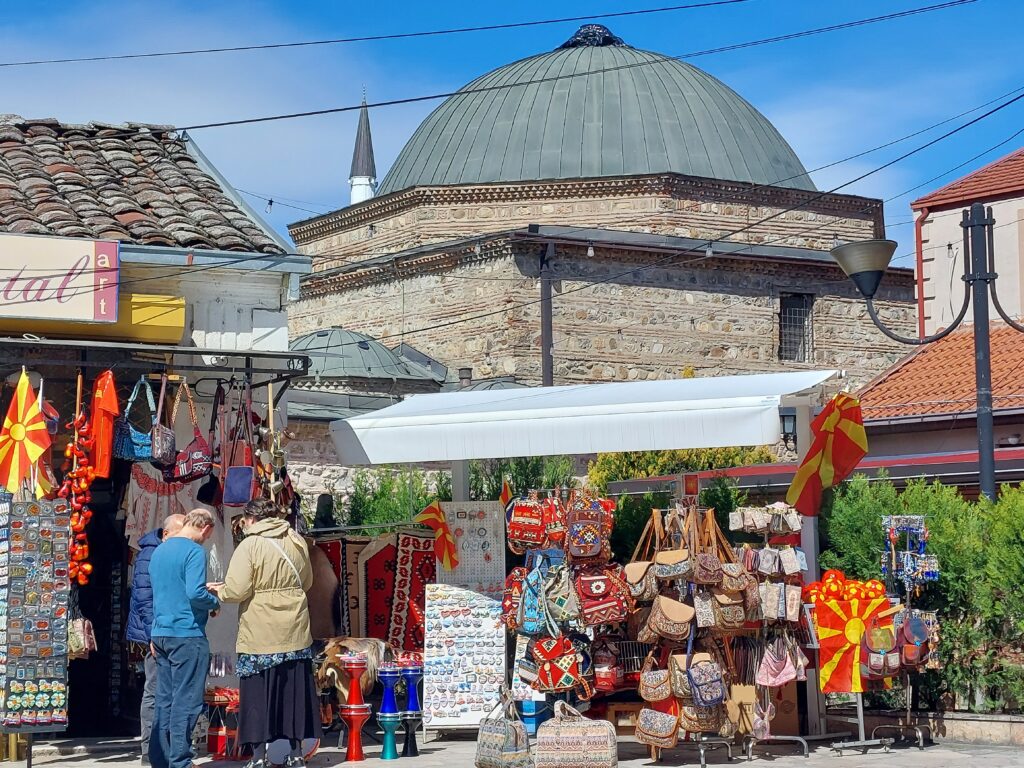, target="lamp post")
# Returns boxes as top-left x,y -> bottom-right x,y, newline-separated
830,202 -> 1024,500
